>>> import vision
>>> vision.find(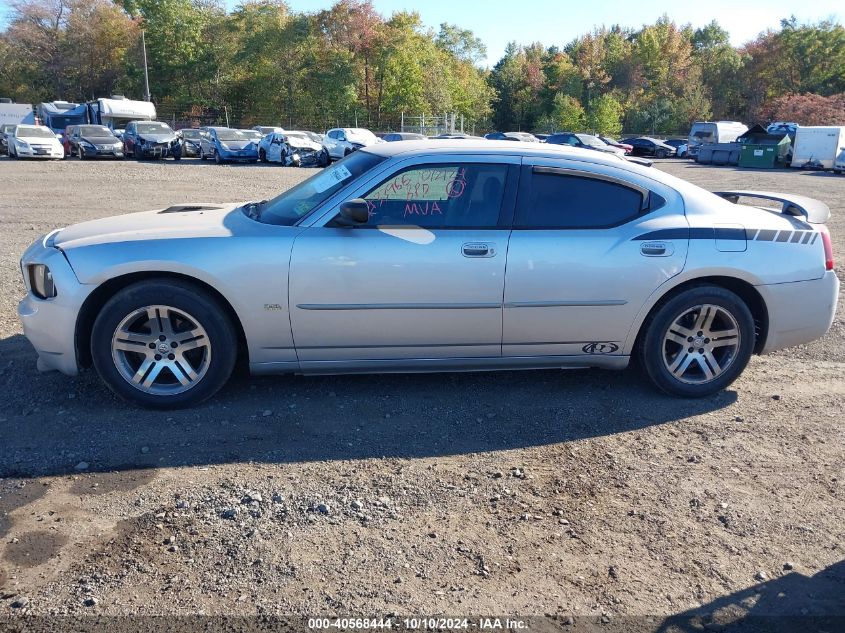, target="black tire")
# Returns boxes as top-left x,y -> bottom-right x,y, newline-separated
134,145 -> 142,160
638,285 -> 755,398
655,149 -> 667,159
90,280 -> 237,409
259,149 -> 267,163
214,150 -> 223,165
